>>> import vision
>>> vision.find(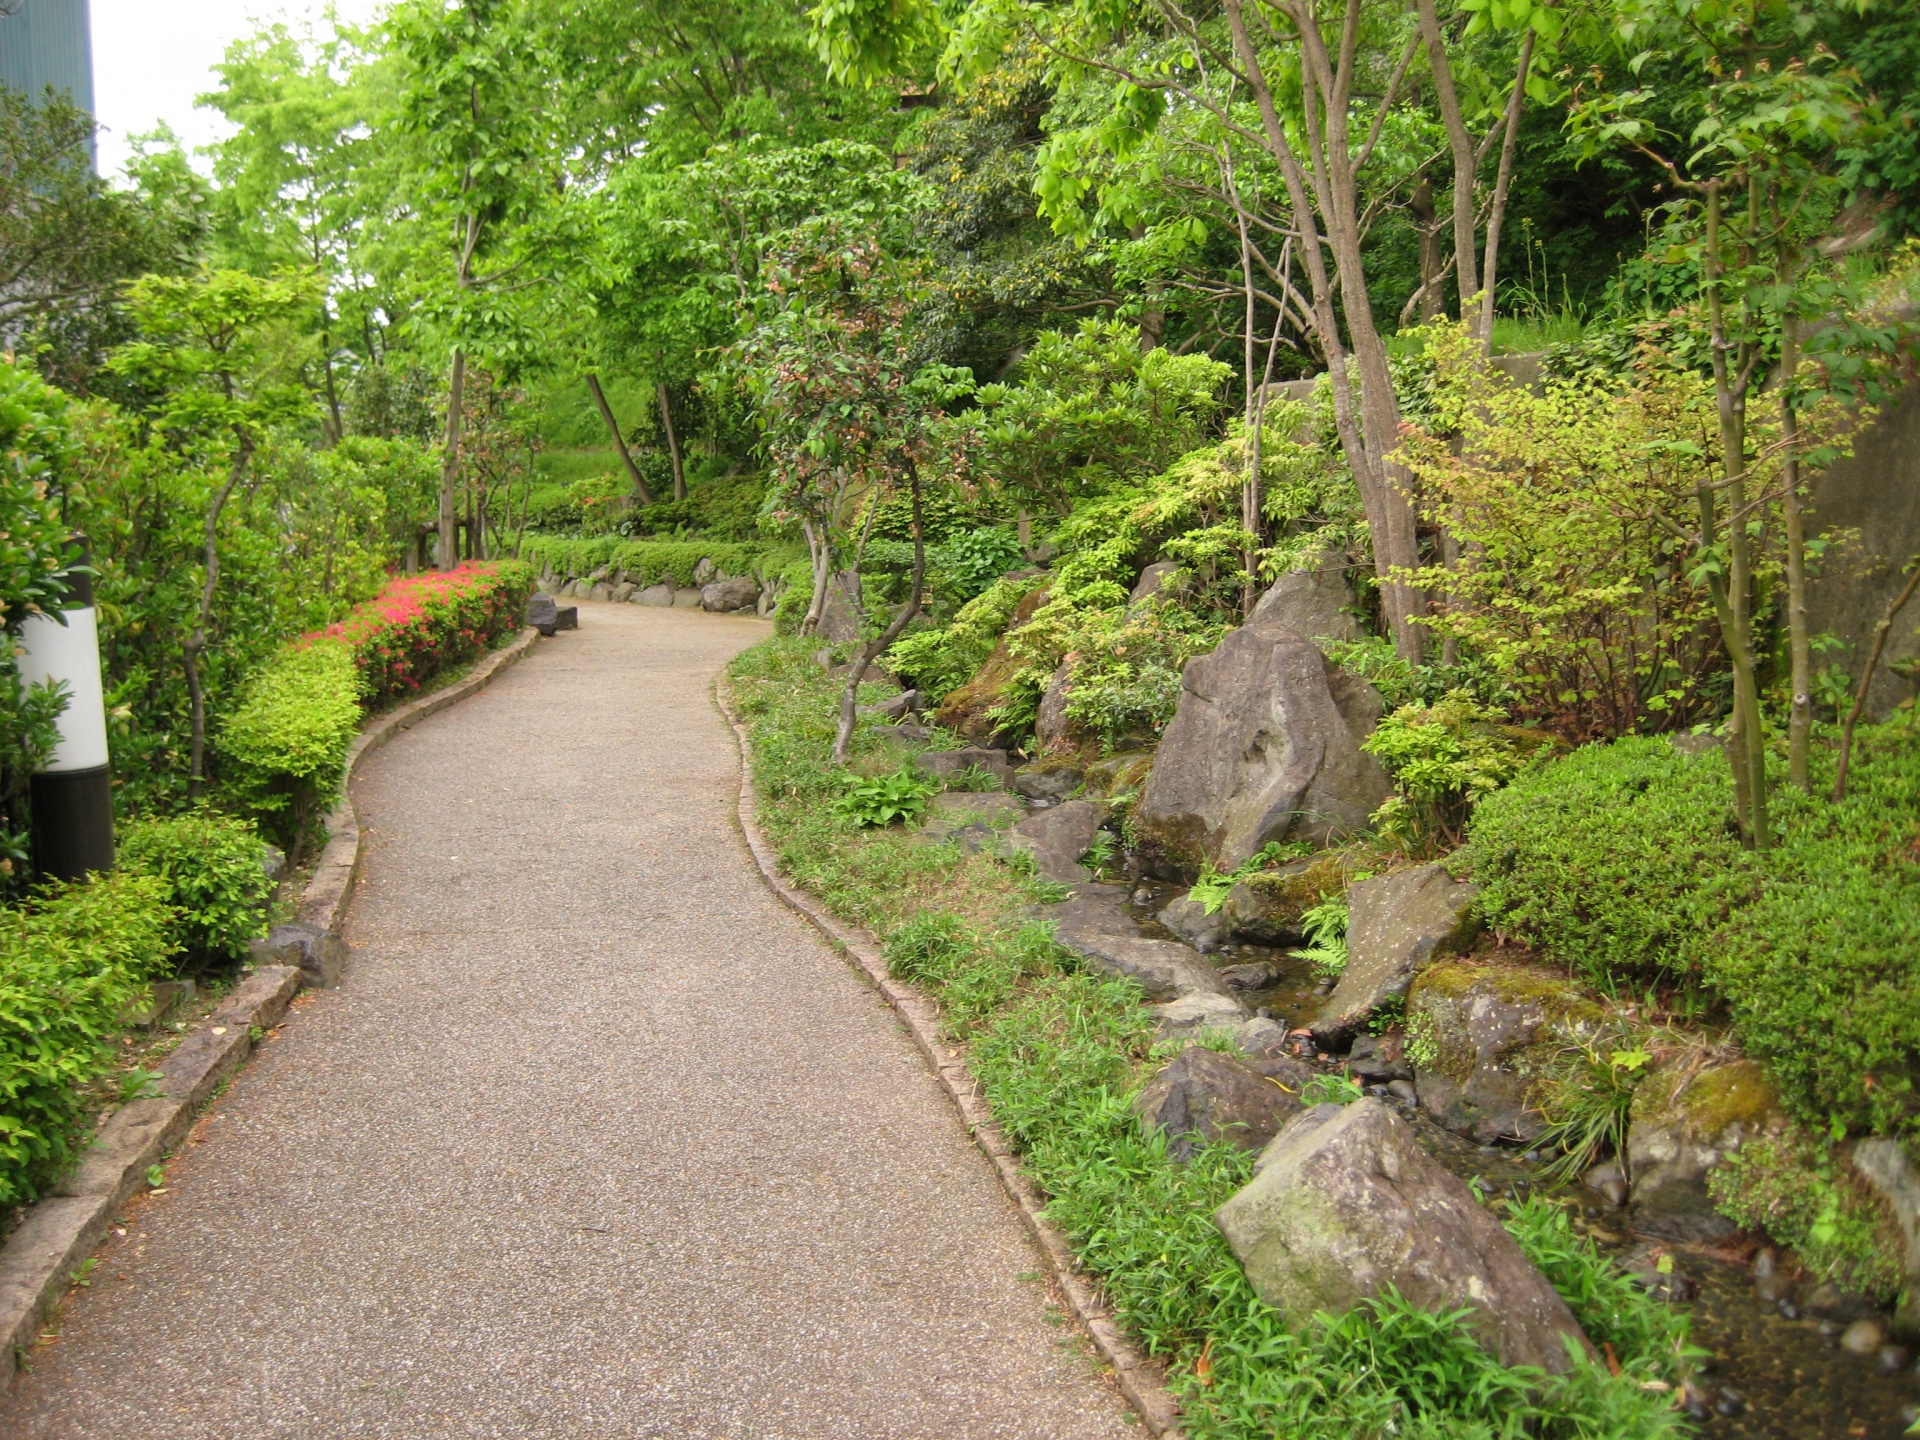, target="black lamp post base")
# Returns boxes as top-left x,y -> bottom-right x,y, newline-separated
30,764 -> 114,881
